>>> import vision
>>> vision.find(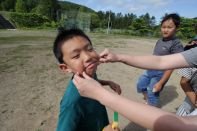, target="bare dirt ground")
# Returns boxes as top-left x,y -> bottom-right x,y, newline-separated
0,30 -> 185,131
